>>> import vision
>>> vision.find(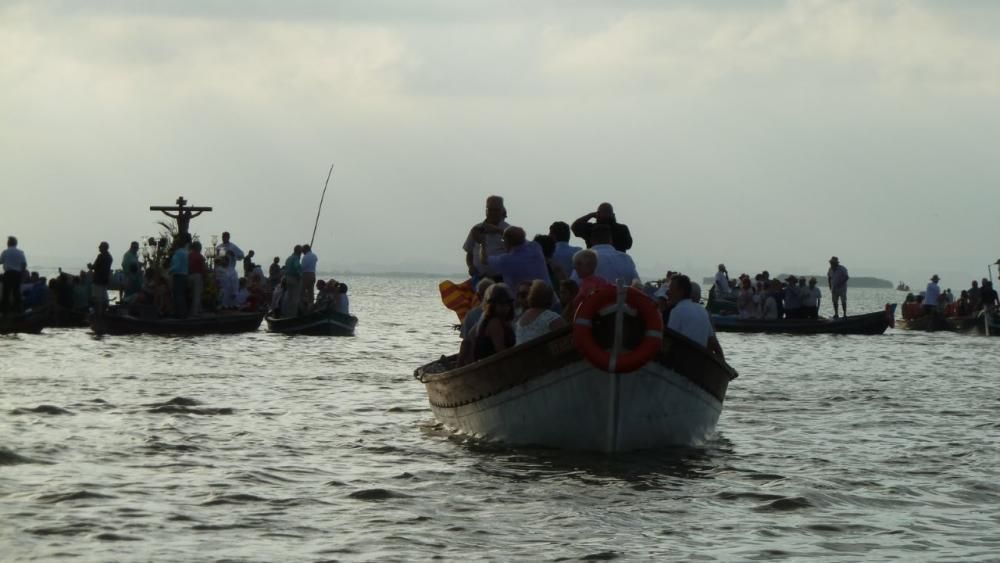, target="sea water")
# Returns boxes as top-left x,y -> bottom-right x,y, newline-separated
2,277 -> 998,561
